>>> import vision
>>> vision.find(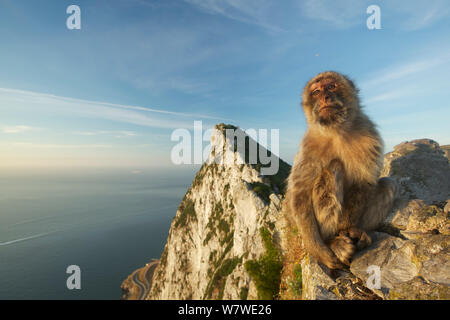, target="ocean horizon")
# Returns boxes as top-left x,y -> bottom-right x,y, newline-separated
0,167 -> 197,299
